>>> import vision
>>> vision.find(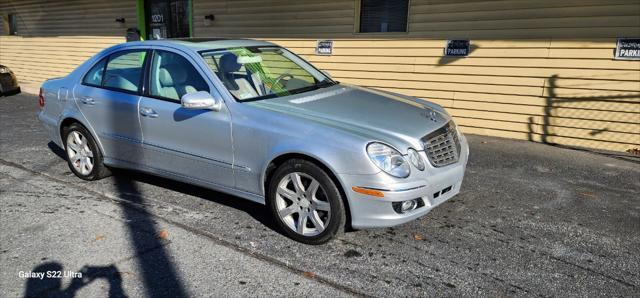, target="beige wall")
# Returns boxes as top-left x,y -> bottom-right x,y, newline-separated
0,36 -> 126,83
1,0 -> 639,152
0,0 -> 134,89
